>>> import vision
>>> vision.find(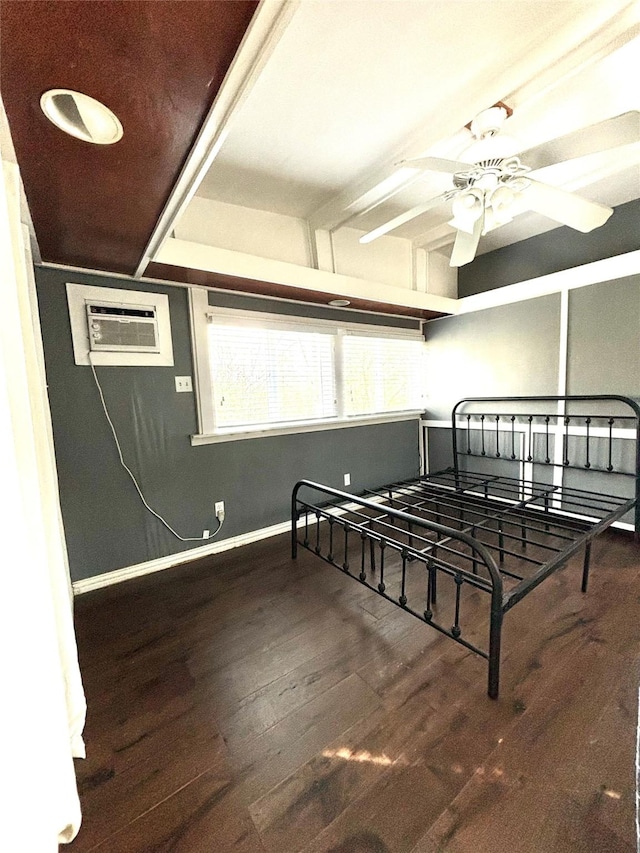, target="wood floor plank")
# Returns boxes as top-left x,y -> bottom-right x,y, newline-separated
90,770 -> 266,853
216,604 -> 419,746
191,606 -> 381,713
408,638 -> 637,852
247,684 -> 477,853
68,529 -> 640,853
262,654 -> 519,853
229,674 -> 382,805
71,722 -> 228,851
